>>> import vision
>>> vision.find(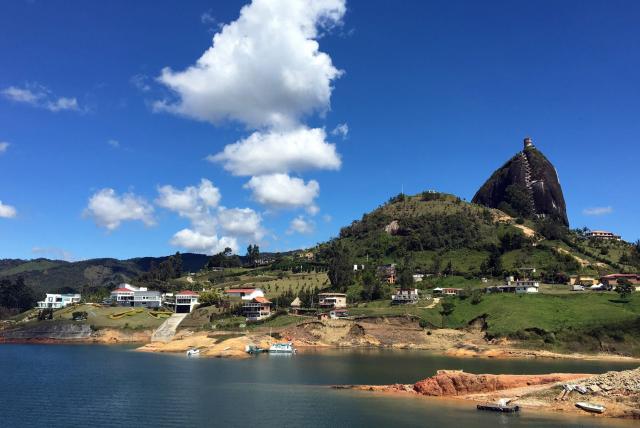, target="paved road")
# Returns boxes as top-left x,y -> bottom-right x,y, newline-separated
151,313 -> 187,342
